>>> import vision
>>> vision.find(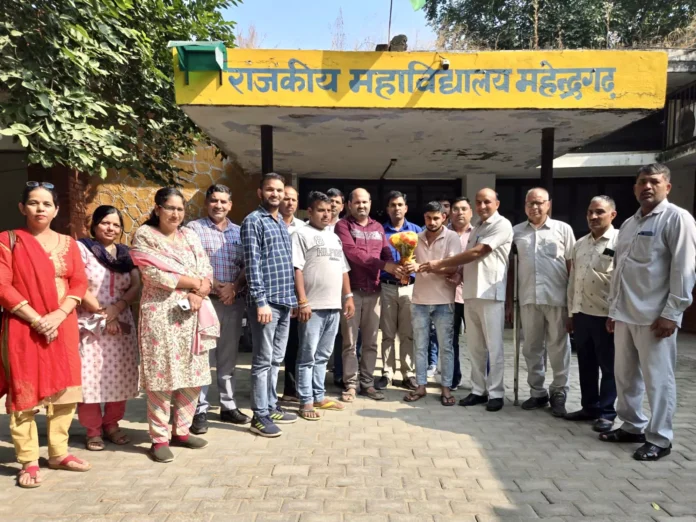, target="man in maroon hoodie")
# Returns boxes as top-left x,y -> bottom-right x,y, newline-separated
335,188 -> 404,401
